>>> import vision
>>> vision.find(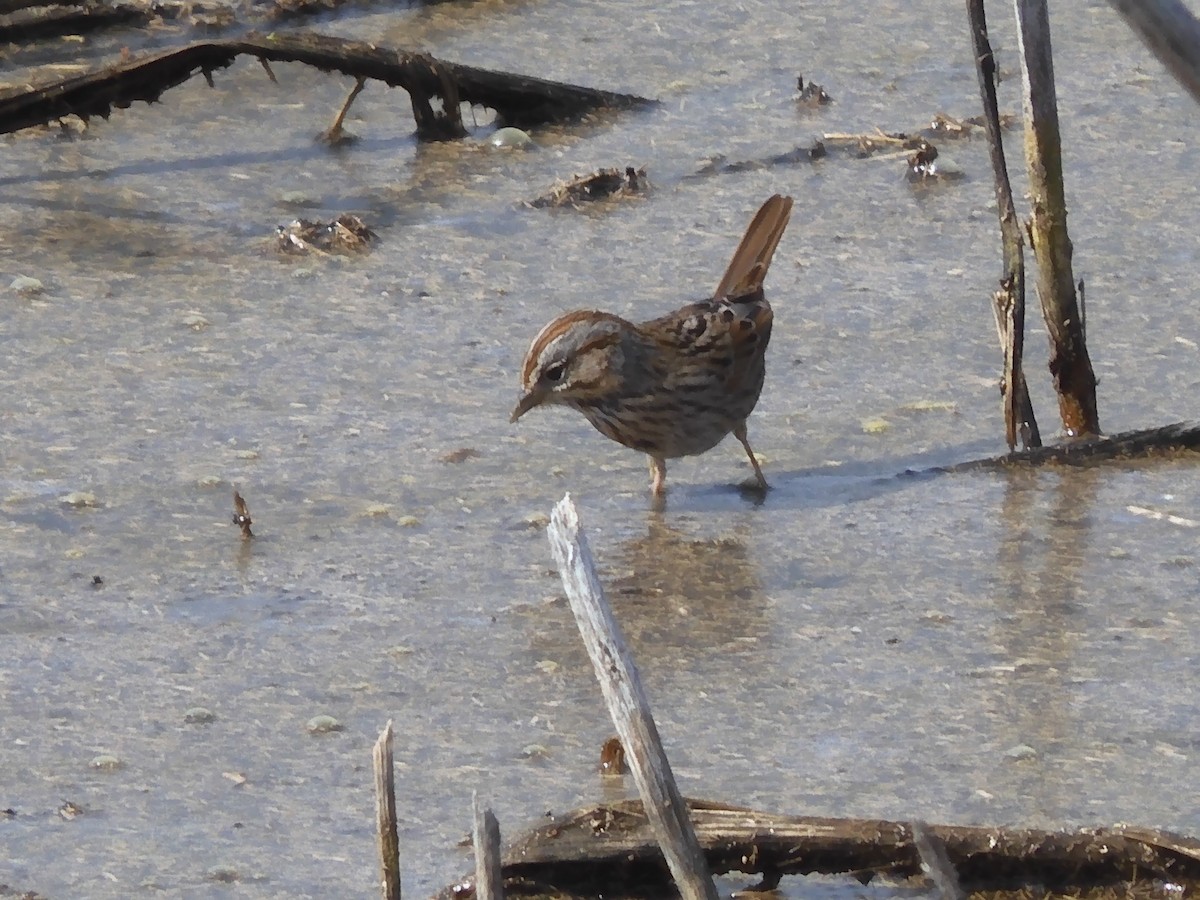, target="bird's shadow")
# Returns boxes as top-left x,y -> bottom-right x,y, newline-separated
662,437 -> 1005,513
